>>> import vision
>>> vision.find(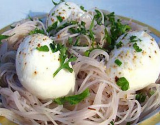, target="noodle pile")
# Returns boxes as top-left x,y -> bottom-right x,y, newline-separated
0,7 -> 160,125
